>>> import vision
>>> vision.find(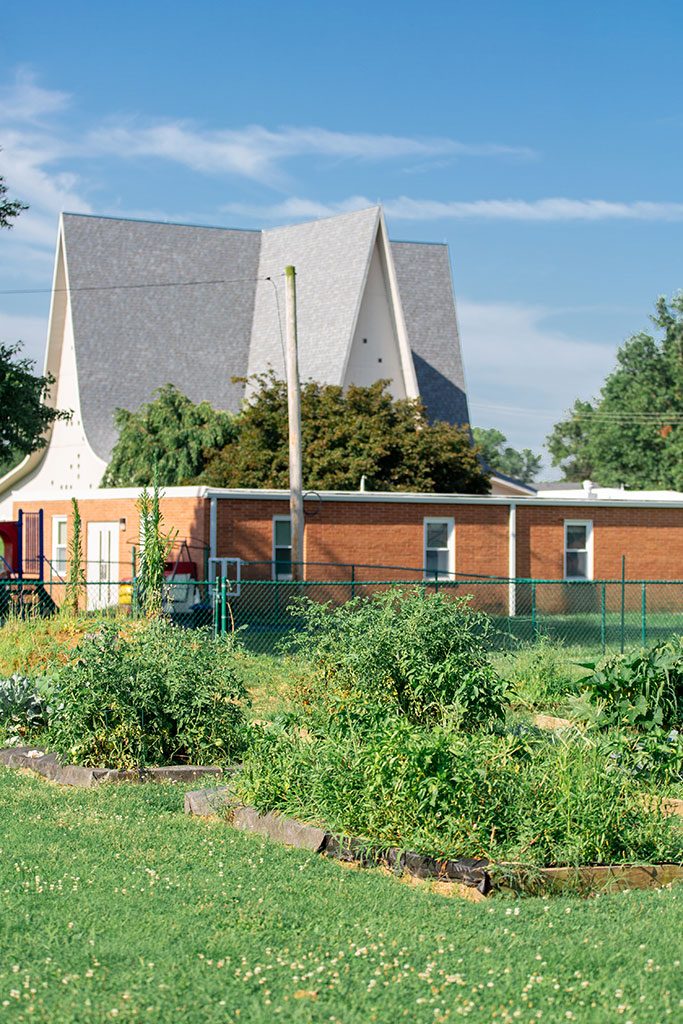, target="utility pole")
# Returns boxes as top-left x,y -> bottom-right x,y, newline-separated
284,265 -> 304,580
